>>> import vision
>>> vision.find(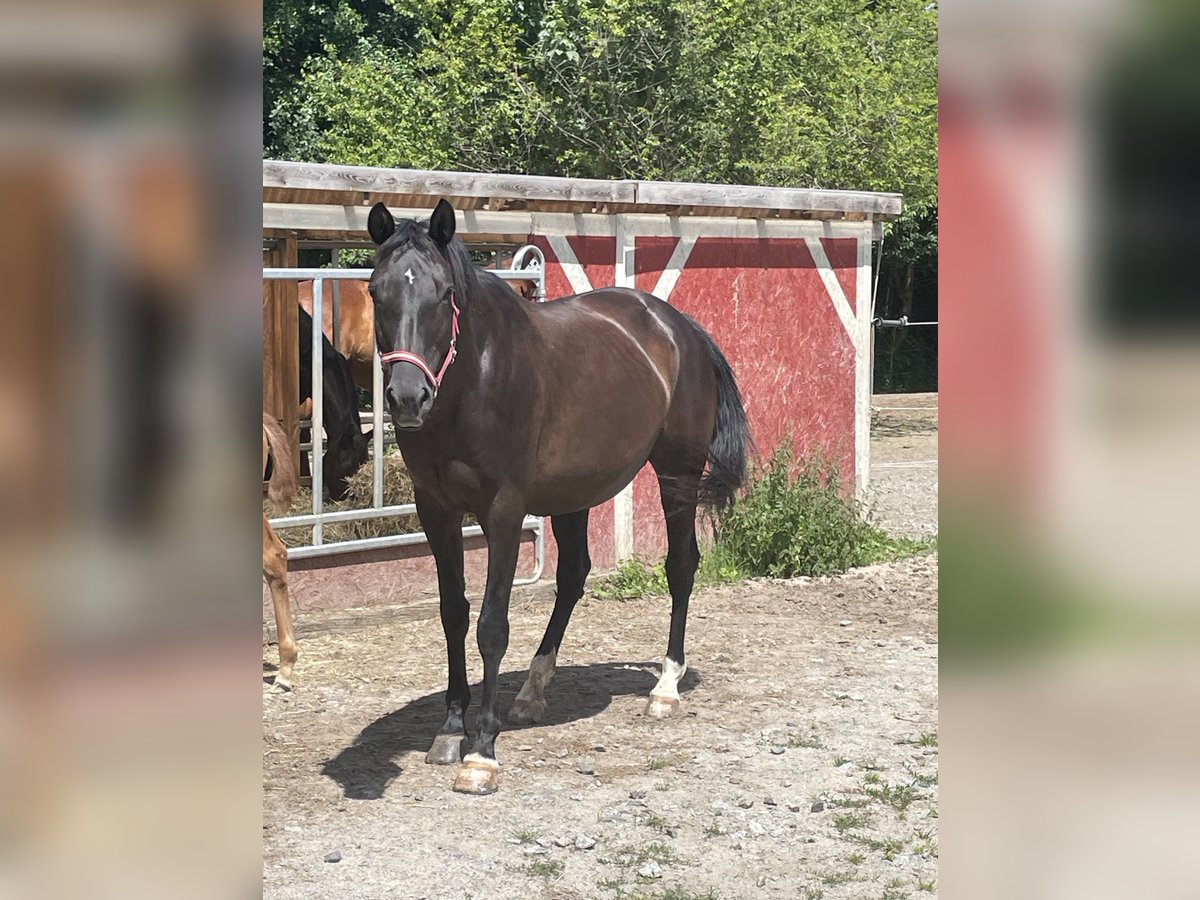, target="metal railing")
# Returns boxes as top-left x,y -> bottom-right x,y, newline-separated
265,246 -> 548,583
